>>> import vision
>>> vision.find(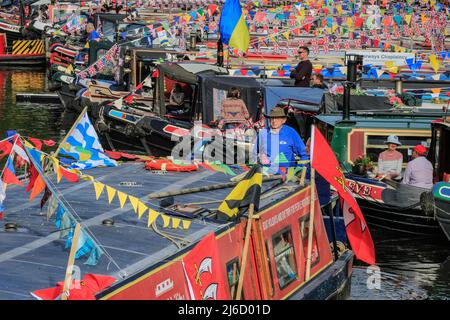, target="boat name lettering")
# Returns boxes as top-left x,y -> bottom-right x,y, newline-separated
262,197 -> 310,231
347,181 -> 372,197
